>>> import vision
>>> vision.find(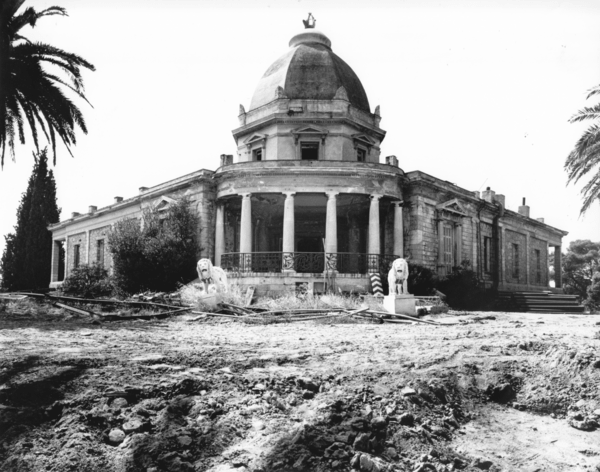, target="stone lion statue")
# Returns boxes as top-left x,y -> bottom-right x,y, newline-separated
196,258 -> 228,294
388,258 -> 409,295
